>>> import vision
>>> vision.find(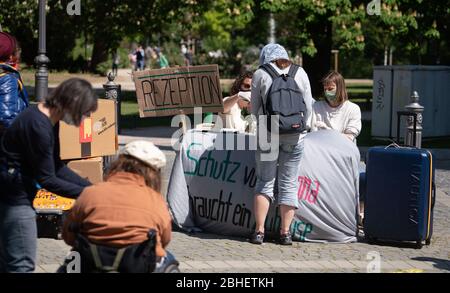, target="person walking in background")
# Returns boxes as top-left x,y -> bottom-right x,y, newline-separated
250,43 -> 314,245
128,51 -> 137,71
181,43 -> 193,66
156,47 -> 169,69
0,78 -> 97,272
134,45 -> 145,71
0,32 -> 29,137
